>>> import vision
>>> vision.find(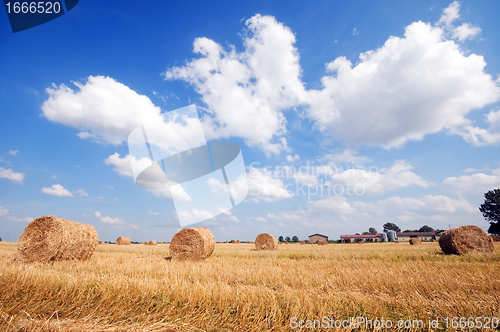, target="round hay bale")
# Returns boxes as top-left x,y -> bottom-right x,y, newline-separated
318,240 -> 328,245
235,240 -> 240,244
409,238 -> 421,245
285,241 -> 289,244
358,241 -> 364,244
300,240 -> 305,245
116,237 -> 131,245
439,225 -> 493,255
170,227 -> 215,260
15,215 -> 98,263
489,234 -> 500,242
148,240 -> 157,245
255,233 -> 278,251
